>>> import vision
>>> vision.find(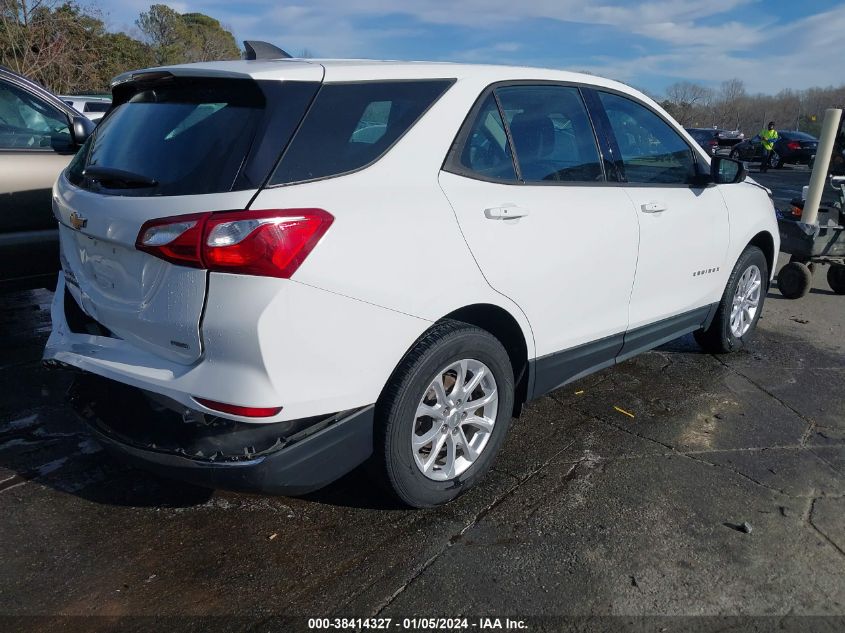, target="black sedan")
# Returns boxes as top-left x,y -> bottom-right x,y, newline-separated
730,130 -> 818,169
685,128 -> 744,156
